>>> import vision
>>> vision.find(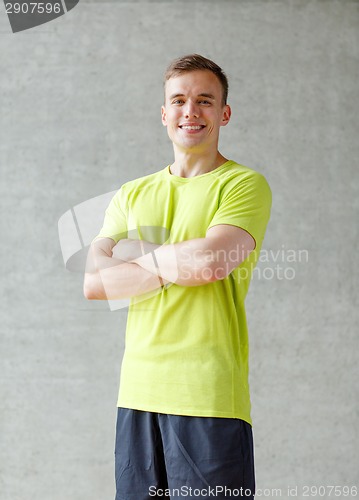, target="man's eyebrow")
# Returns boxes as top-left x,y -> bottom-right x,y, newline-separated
198,93 -> 216,100
169,93 -> 185,100
169,93 -> 216,100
